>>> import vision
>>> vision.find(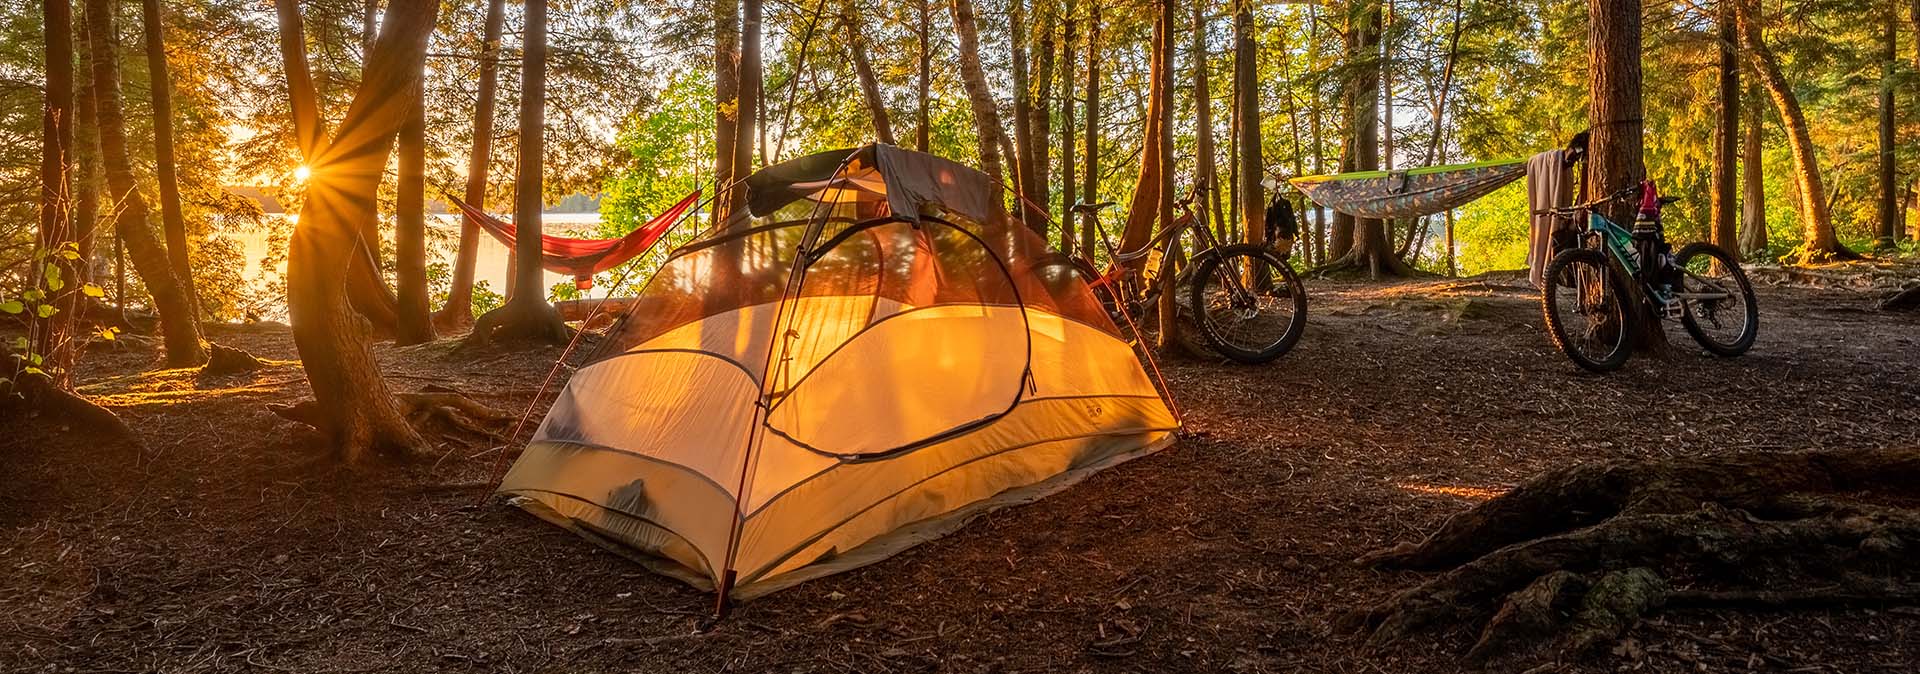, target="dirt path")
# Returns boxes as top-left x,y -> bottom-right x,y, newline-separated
4,277 -> 1917,673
